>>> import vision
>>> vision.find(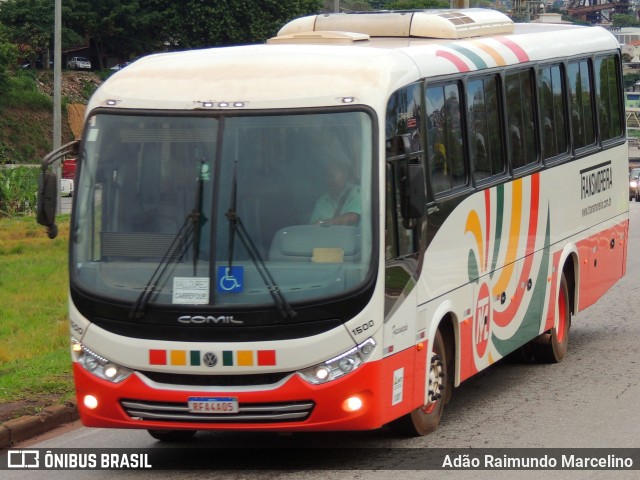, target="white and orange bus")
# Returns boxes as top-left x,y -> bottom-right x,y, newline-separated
38,9 -> 628,440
